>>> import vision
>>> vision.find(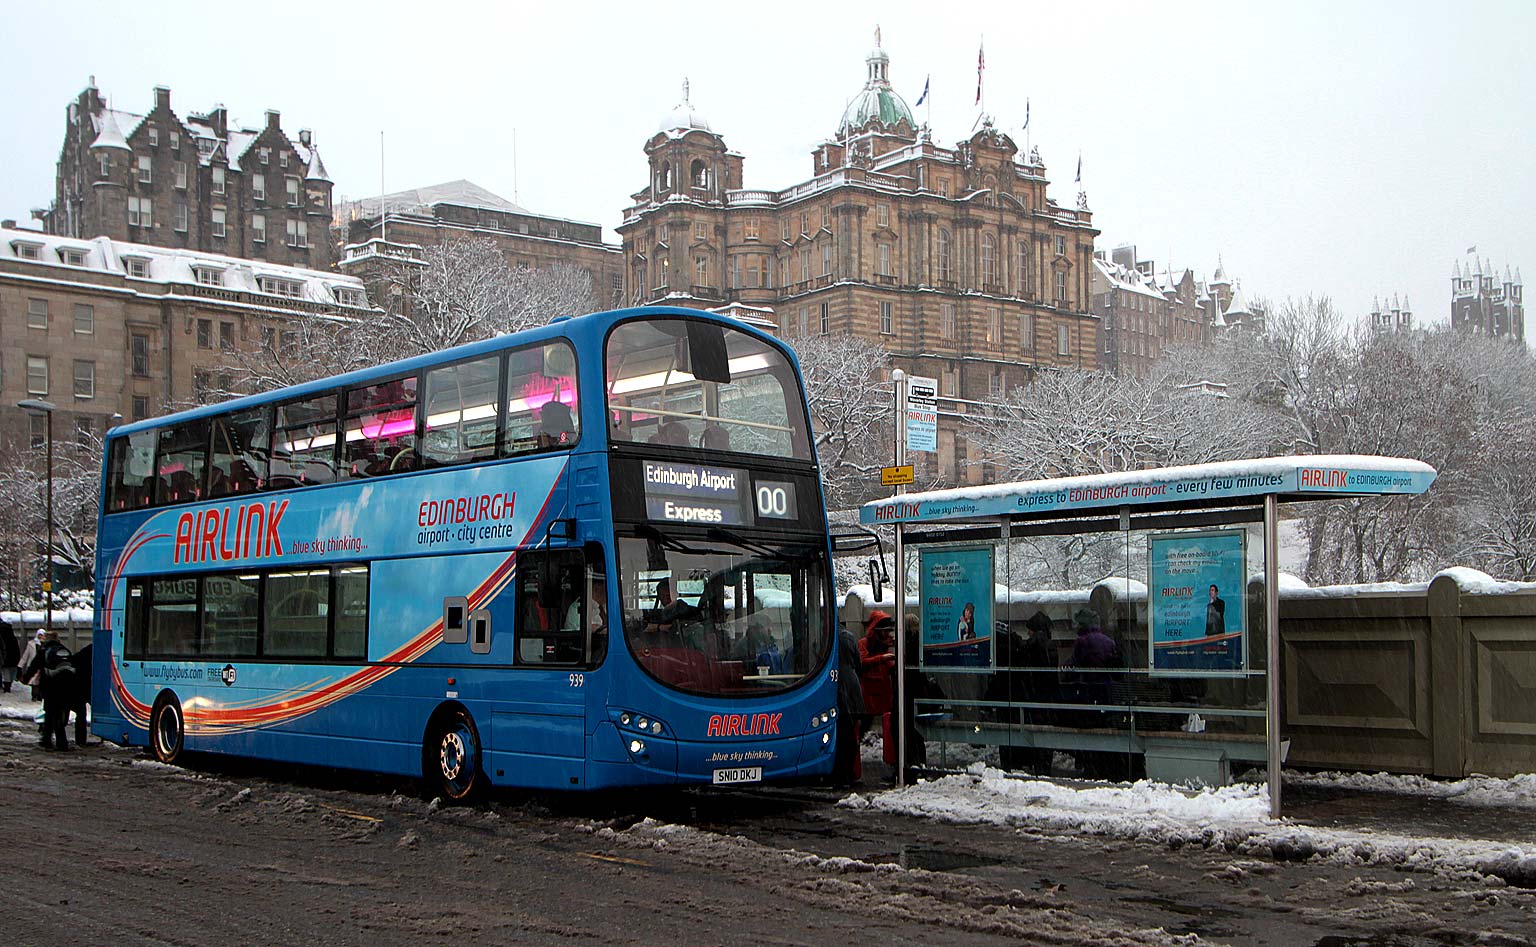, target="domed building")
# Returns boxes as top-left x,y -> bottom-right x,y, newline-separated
618,37 -> 1100,492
